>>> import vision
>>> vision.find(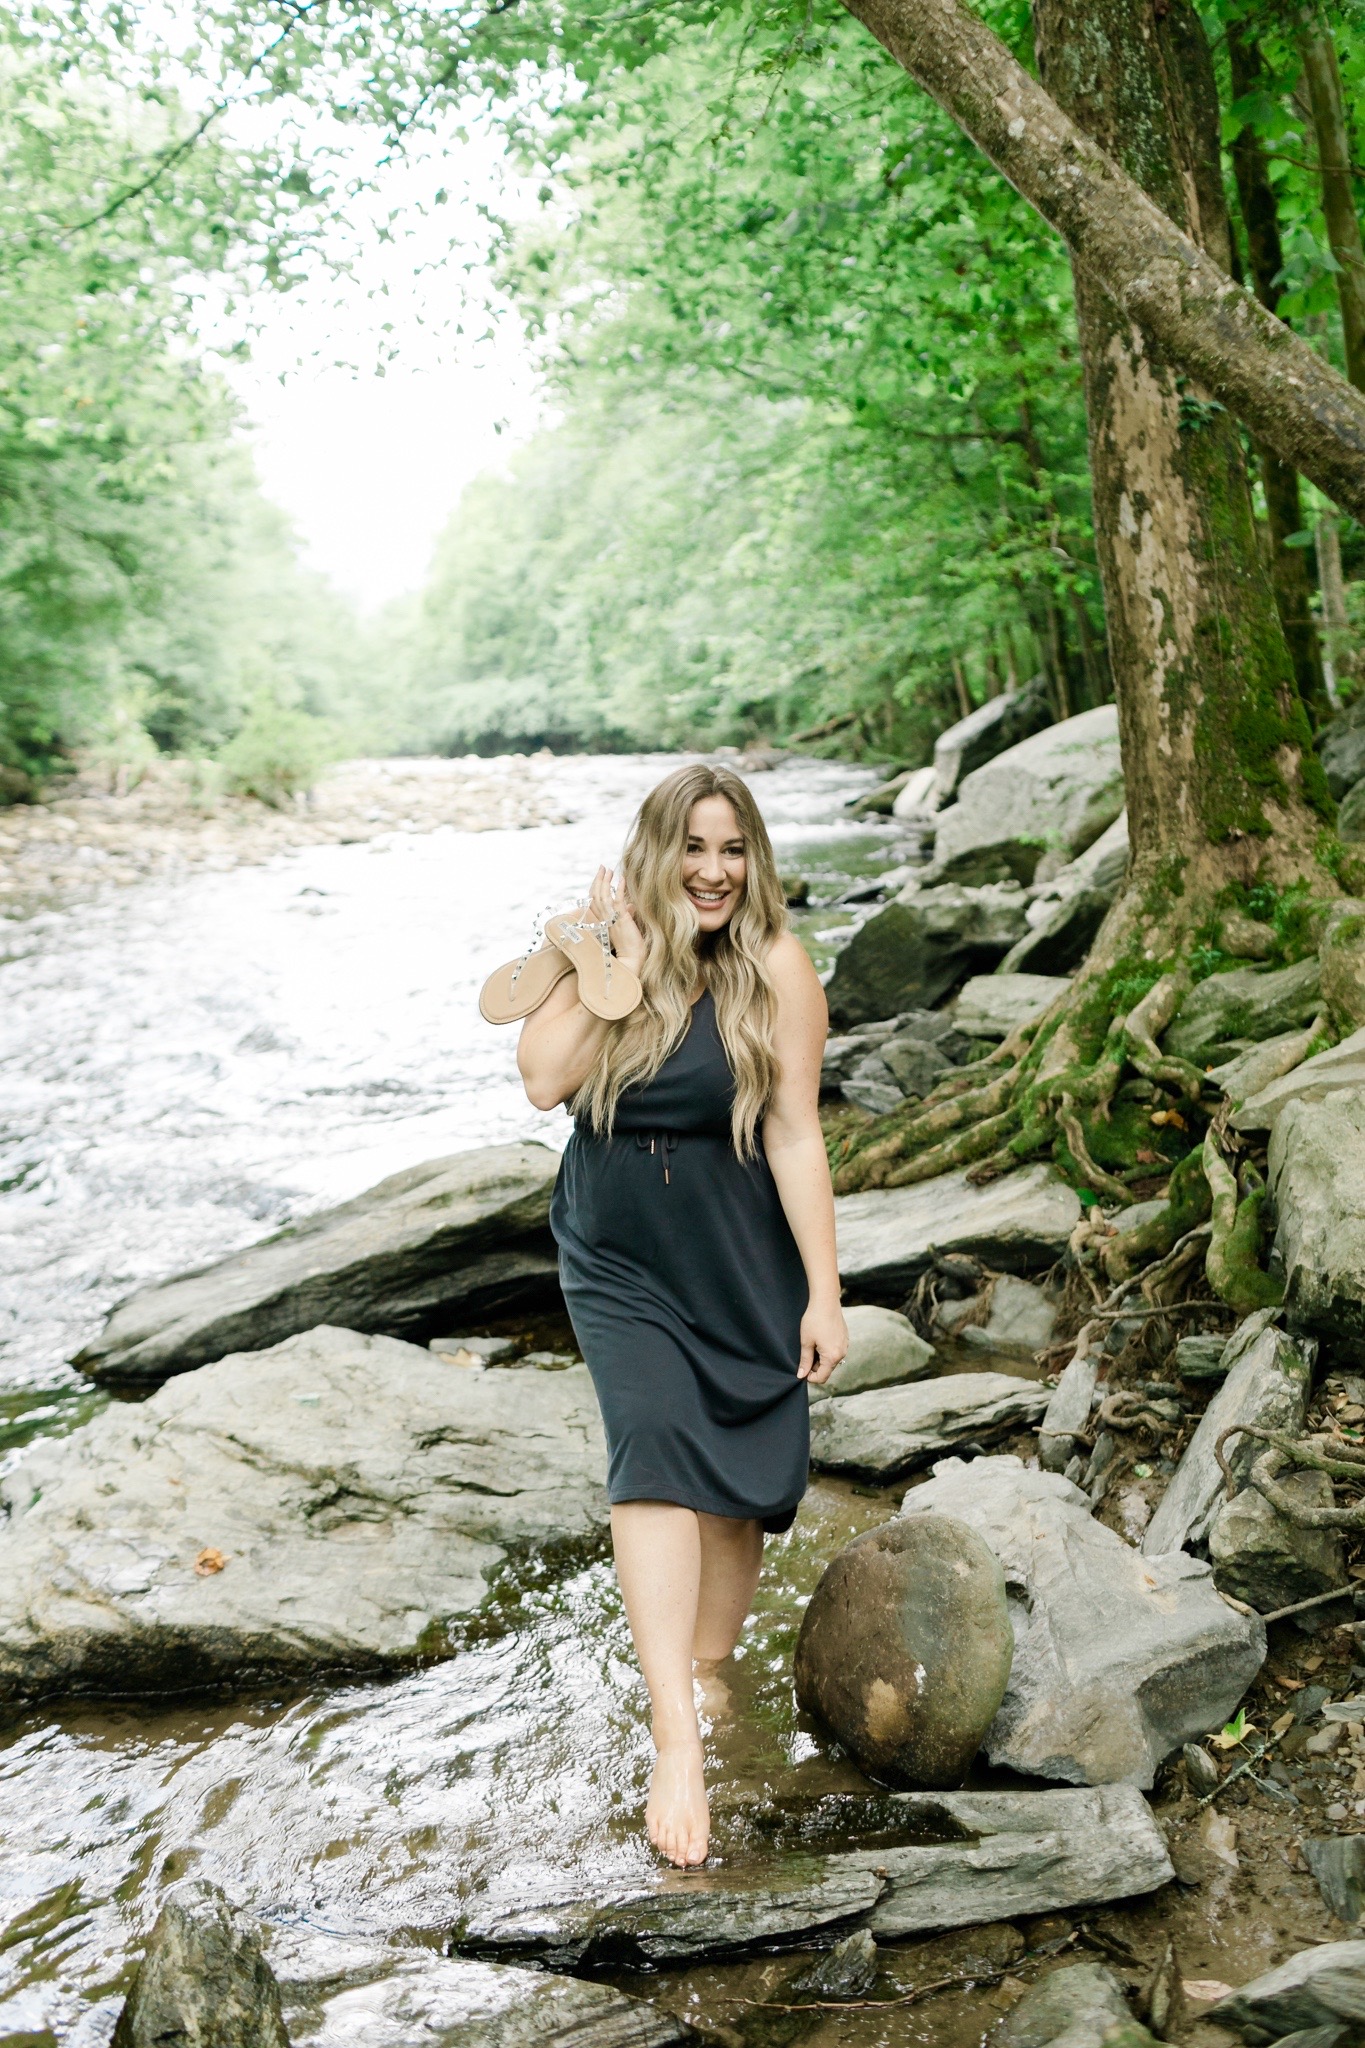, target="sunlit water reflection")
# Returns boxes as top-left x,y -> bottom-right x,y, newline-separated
0,754 -> 918,2043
